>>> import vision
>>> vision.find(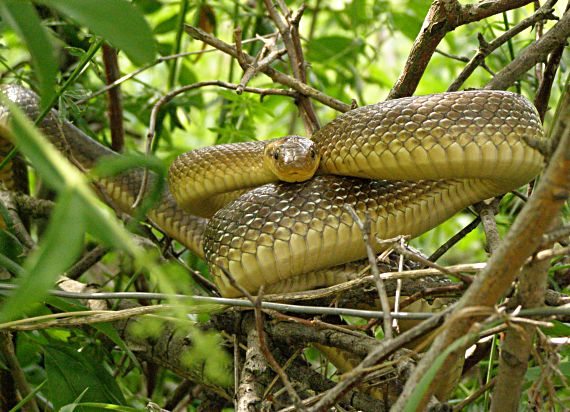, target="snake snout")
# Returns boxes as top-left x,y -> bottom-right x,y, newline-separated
264,135 -> 320,182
